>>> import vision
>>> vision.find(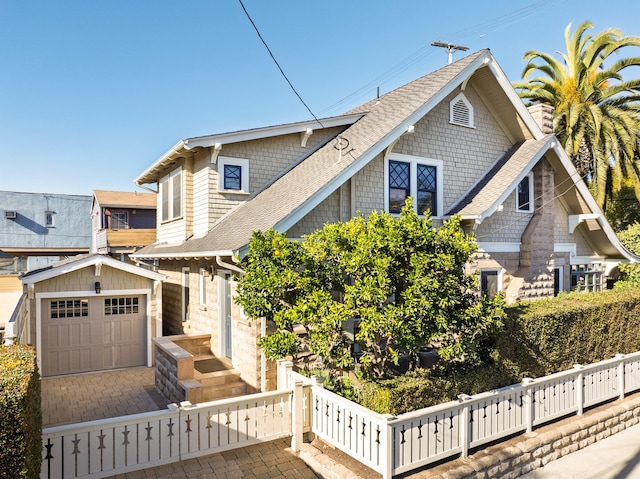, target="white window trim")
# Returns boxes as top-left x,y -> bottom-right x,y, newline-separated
45,211 -> 55,228
384,153 -> 443,218
479,269 -> 502,297
516,172 -> 534,213
218,156 -> 250,195
449,92 -> 475,128
160,167 -> 183,223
